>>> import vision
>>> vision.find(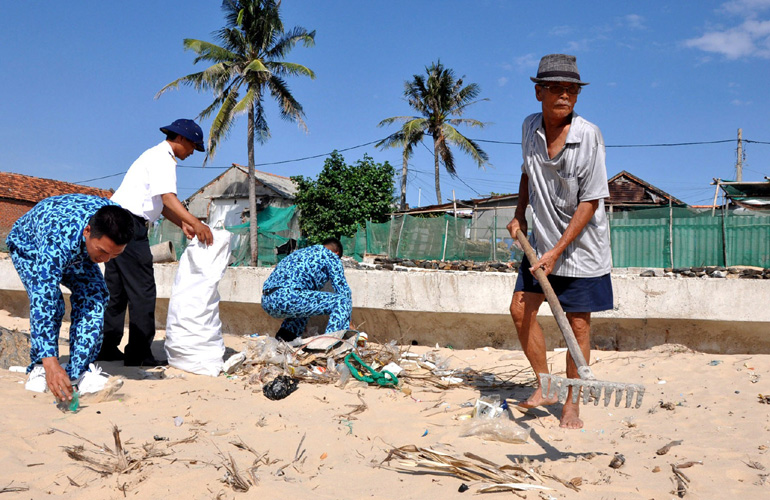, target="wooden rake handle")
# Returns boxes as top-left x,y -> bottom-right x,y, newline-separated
514,230 -> 594,380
